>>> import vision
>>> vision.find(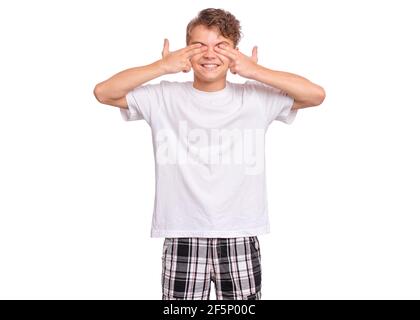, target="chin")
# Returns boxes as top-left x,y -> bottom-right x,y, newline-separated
193,66 -> 227,82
